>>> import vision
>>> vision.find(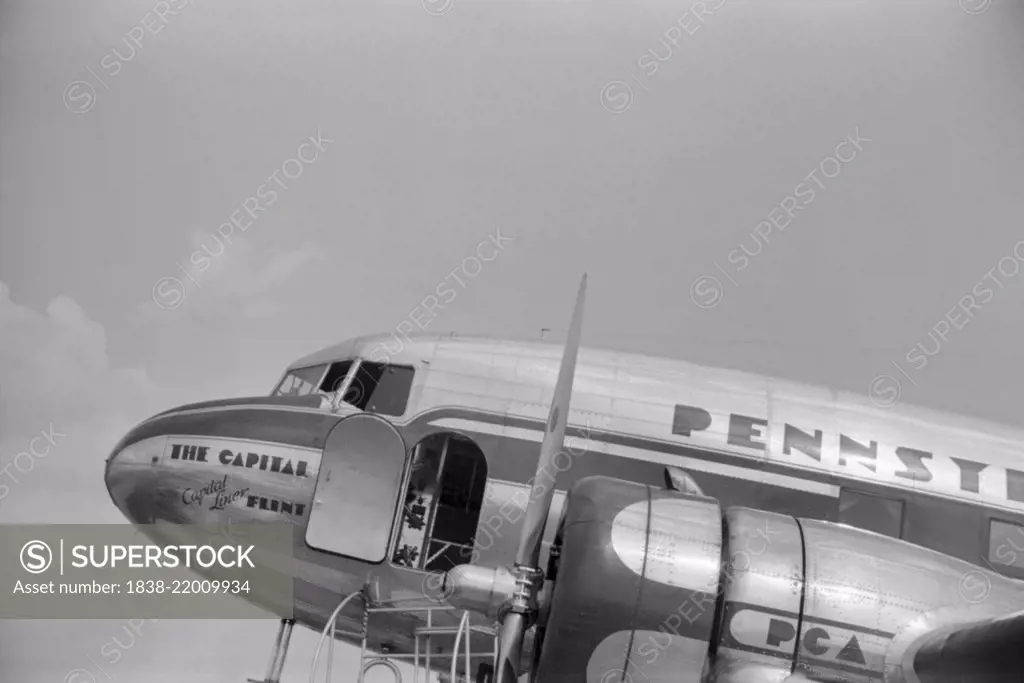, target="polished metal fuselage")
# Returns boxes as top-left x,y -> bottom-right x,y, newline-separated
104,333 -> 1024,666
535,476 -> 1024,683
